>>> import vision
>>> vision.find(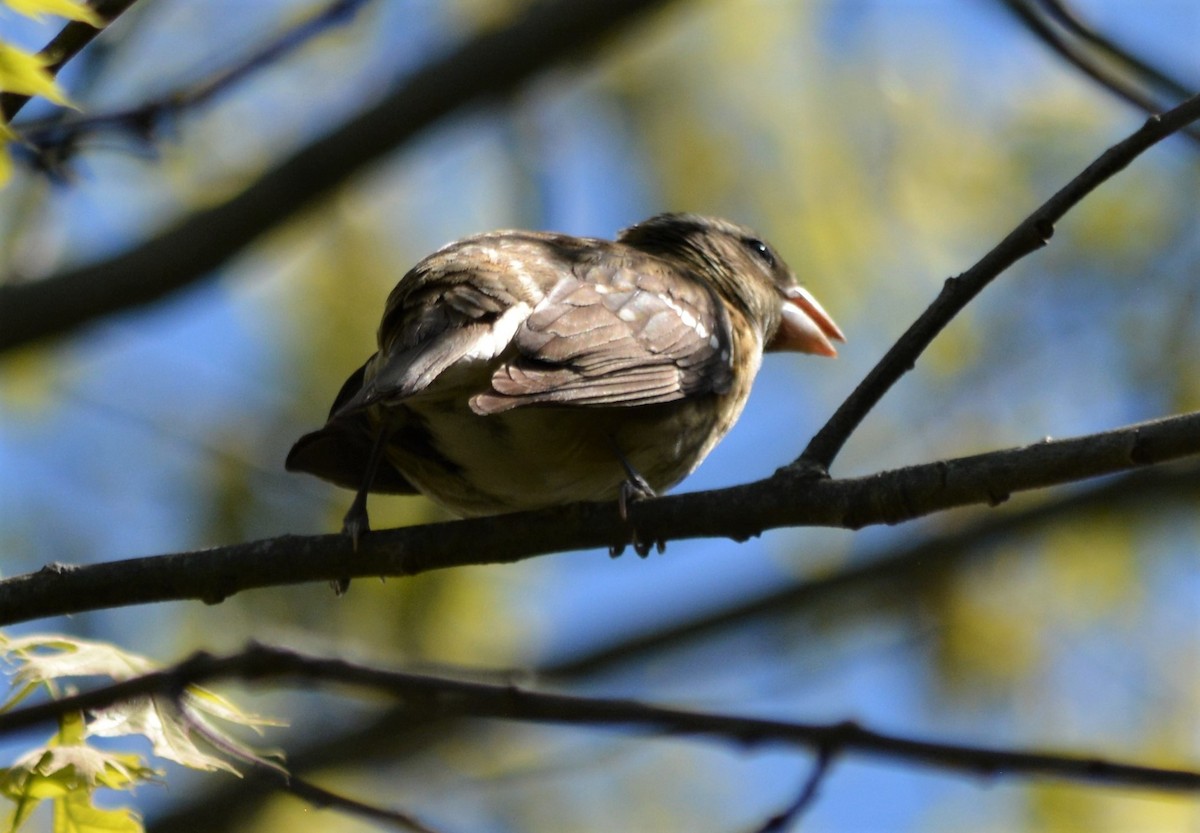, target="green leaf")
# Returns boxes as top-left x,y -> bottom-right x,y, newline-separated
0,707 -> 159,833
2,748 -> 136,799
1,635 -> 285,781
0,126 -> 12,188
54,787 -> 142,833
